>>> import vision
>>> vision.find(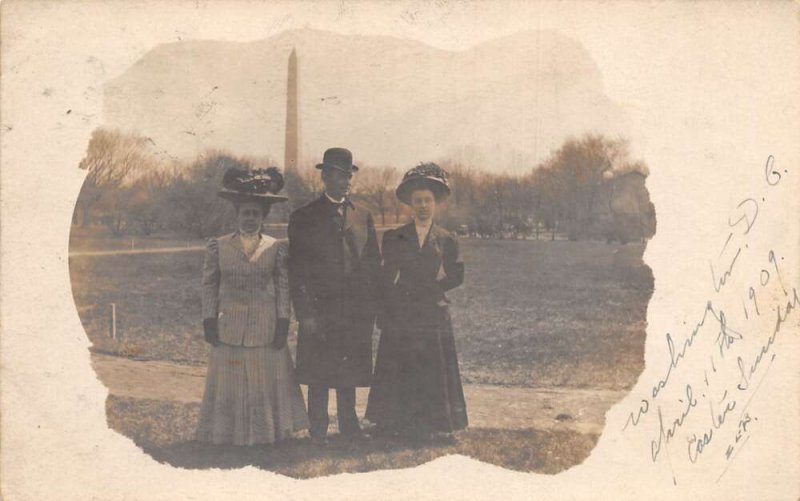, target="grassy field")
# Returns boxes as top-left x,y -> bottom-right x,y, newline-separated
70,234 -> 651,476
70,236 -> 652,389
107,395 -> 599,477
